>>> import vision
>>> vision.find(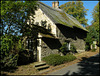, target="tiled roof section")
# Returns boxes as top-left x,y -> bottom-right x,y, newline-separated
37,2 -> 88,32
